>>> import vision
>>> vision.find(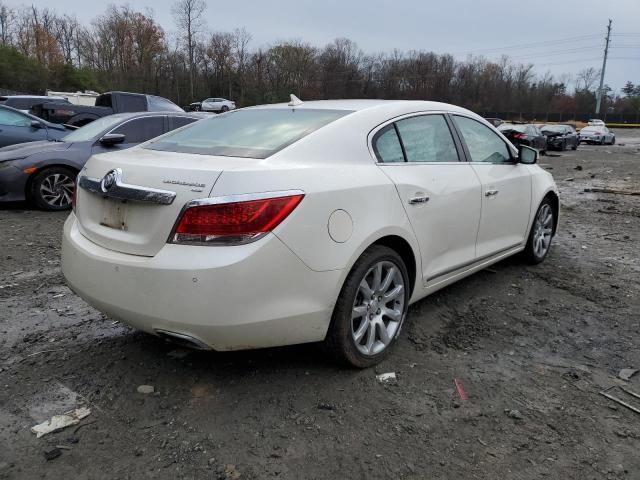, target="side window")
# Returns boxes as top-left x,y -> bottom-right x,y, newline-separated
372,124 -> 404,163
111,117 -> 166,143
170,116 -> 198,130
453,116 -> 512,163
0,109 -> 30,127
395,115 -> 459,163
